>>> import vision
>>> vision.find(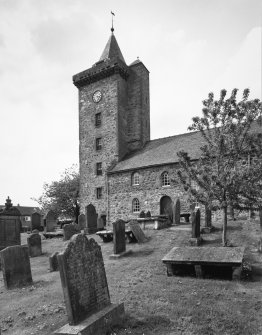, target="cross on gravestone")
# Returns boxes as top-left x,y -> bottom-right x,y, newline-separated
27,231 -> 42,257
45,210 -> 56,232
56,234 -> 124,333
63,223 -> 81,241
173,198 -> 180,225
78,213 -> 86,230
0,245 -> 33,289
85,204 -> 98,234
31,212 -> 41,231
113,220 -> 126,254
129,221 -> 147,243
